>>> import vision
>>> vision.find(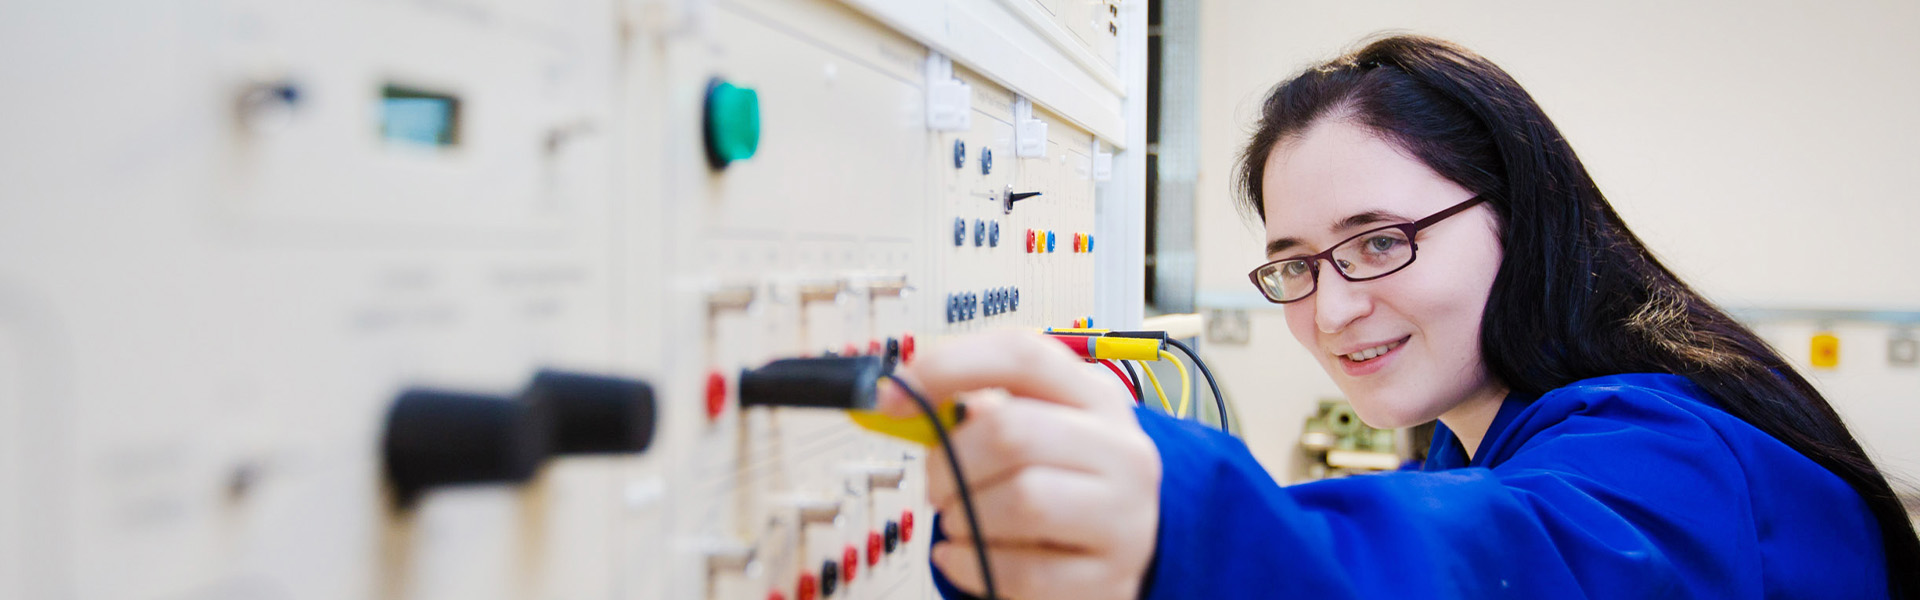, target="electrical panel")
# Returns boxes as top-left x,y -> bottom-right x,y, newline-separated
0,0 -> 1143,598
